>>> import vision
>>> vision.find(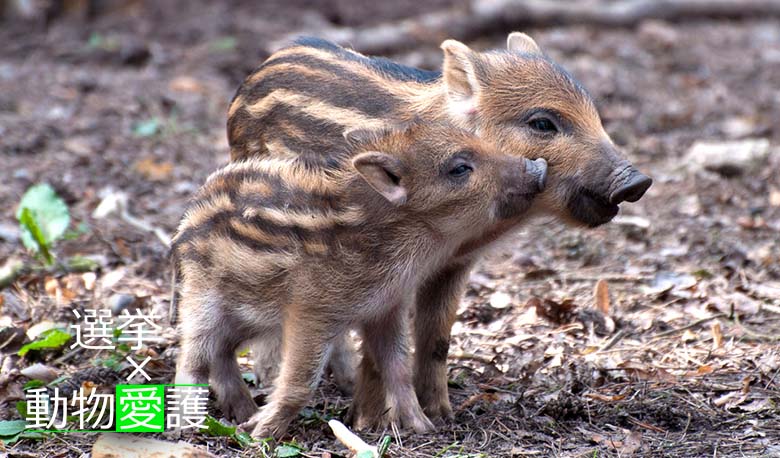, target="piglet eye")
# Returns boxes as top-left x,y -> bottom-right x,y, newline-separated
528,118 -> 558,133
449,163 -> 473,177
